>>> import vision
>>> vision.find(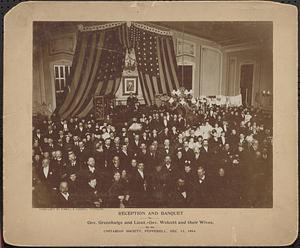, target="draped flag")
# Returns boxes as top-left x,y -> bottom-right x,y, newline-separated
131,26 -> 180,105
58,25 -> 126,119
56,22 -> 180,118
